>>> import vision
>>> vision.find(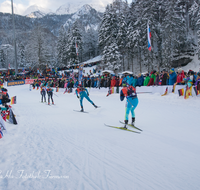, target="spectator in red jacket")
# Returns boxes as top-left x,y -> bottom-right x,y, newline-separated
147,71 -> 156,86
176,68 -> 185,85
110,76 -> 116,87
